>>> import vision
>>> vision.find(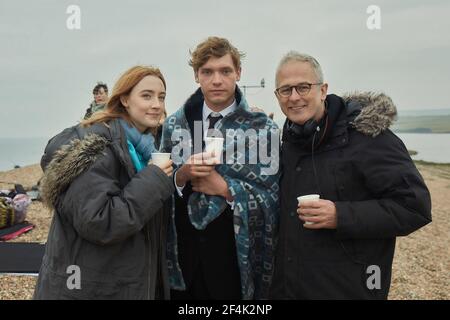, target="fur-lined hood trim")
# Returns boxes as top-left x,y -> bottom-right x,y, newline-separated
40,134 -> 110,210
343,91 -> 397,137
